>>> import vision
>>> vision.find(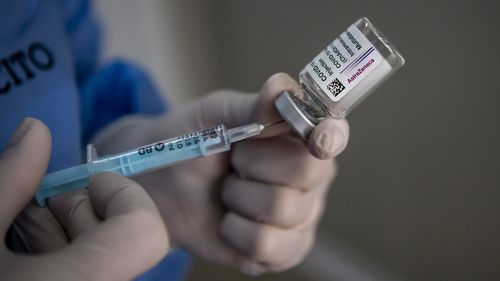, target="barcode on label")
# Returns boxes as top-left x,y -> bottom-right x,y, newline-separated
326,78 -> 346,97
